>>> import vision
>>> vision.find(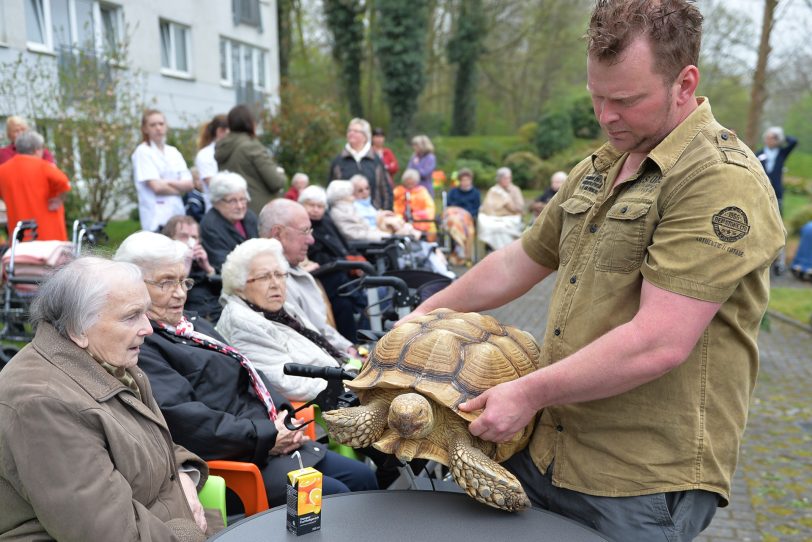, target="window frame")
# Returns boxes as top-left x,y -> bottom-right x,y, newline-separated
25,0 -> 123,56
219,37 -> 269,91
159,19 -> 193,79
